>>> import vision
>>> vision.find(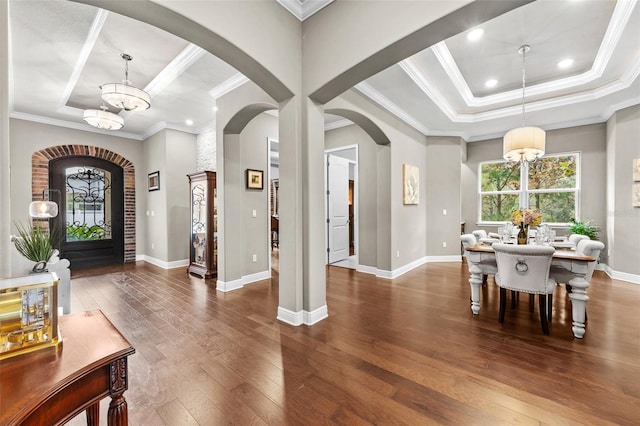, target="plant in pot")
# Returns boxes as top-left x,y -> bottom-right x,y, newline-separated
568,218 -> 599,240
12,221 -> 55,273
